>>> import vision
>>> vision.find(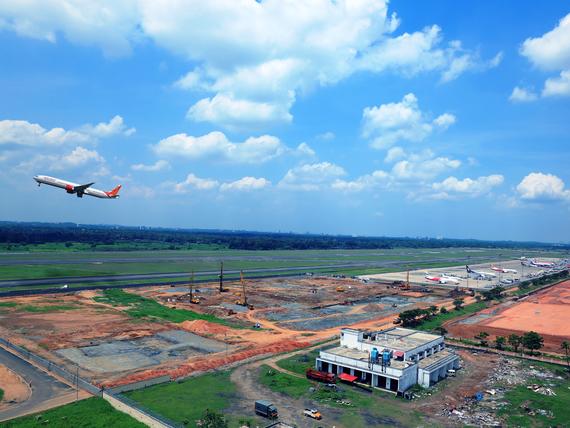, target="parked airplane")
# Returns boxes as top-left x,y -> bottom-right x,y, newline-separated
491,266 -> 517,274
34,175 -> 121,199
520,257 -> 555,268
425,273 -> 460,285
466,265 -> 496,280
